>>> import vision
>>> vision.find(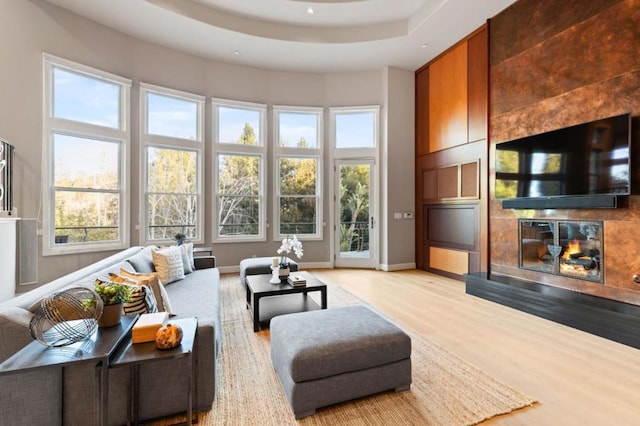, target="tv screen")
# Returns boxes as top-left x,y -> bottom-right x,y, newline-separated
495,113 -> 631,199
